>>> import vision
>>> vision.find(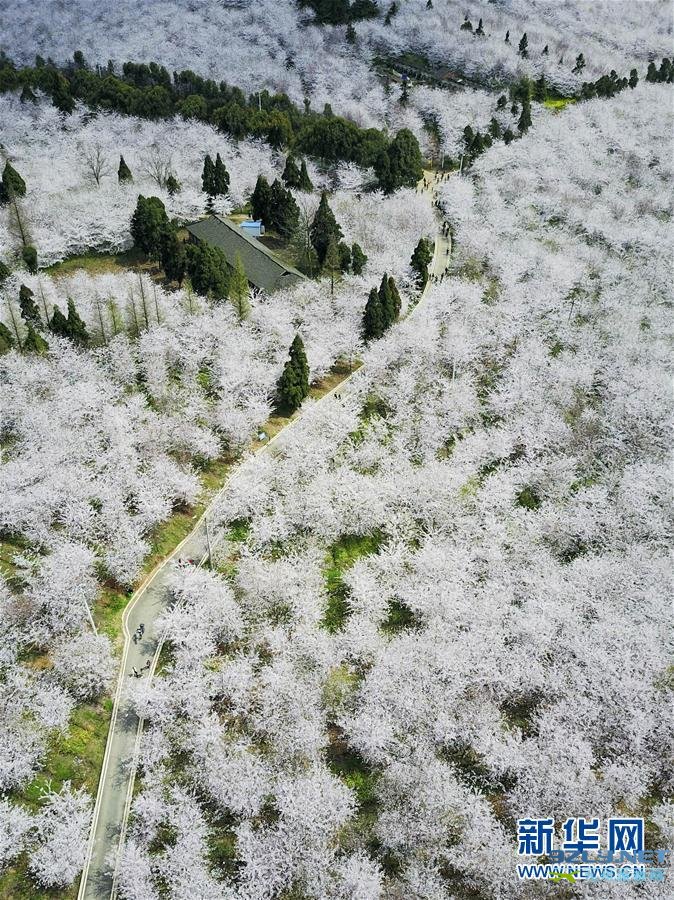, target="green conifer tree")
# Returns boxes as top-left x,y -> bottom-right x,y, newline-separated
388,275 -> 401,319
518,33 -> 528,58
130,195 -> 169,257
362,287 -> 384,340
277,334 -> 309,410
201,154 -> 215,194
22,245 -> 38,274
230,253 -> 250,321
22,323 -> 49,354
410,237 -> 434,289
518,96 -> 532,133
66,298 -> 89,345
310,191 -> 343,264
351,243 -> 367,275
0,260 -> 10,282
160,230 -> 187,285
0,322 -> 14,353
0,161 -> 27,204
378,272 -> 395,327
118,155 -> 133,183
250,175 -> 272,224
50,304 -> 70,338
165,174 -> 181,195
298,159 -> 313,191
19,284 -> 41,327
213,153 -> 230,195
282,155 -> 302,189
